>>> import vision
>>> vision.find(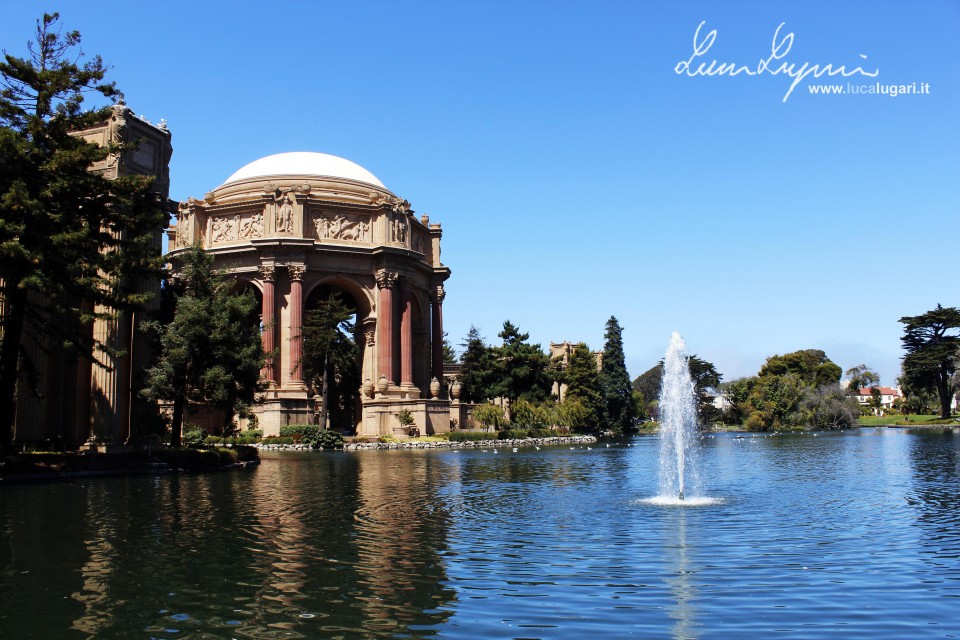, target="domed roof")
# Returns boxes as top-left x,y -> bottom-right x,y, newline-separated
222,152 -> 385,188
